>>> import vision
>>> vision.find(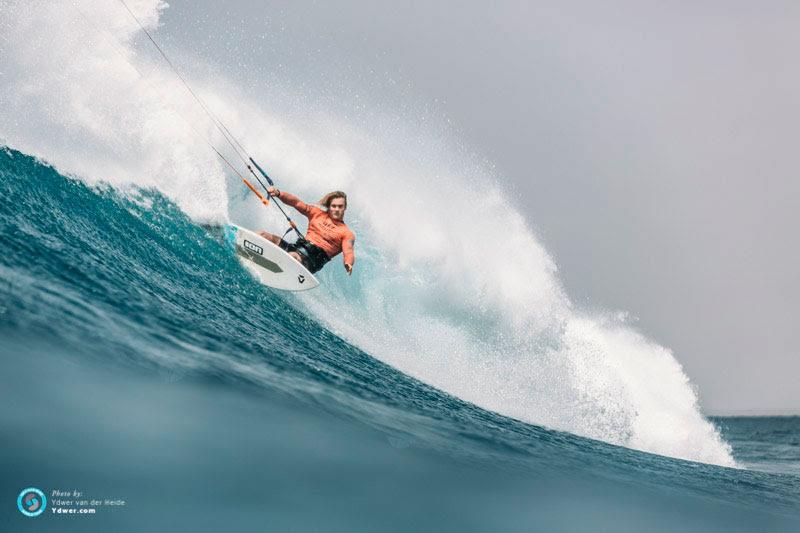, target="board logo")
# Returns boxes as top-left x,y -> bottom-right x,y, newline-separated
17,487 -> 46,517
298,274 -> 305,284
243,240 -> 263,256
